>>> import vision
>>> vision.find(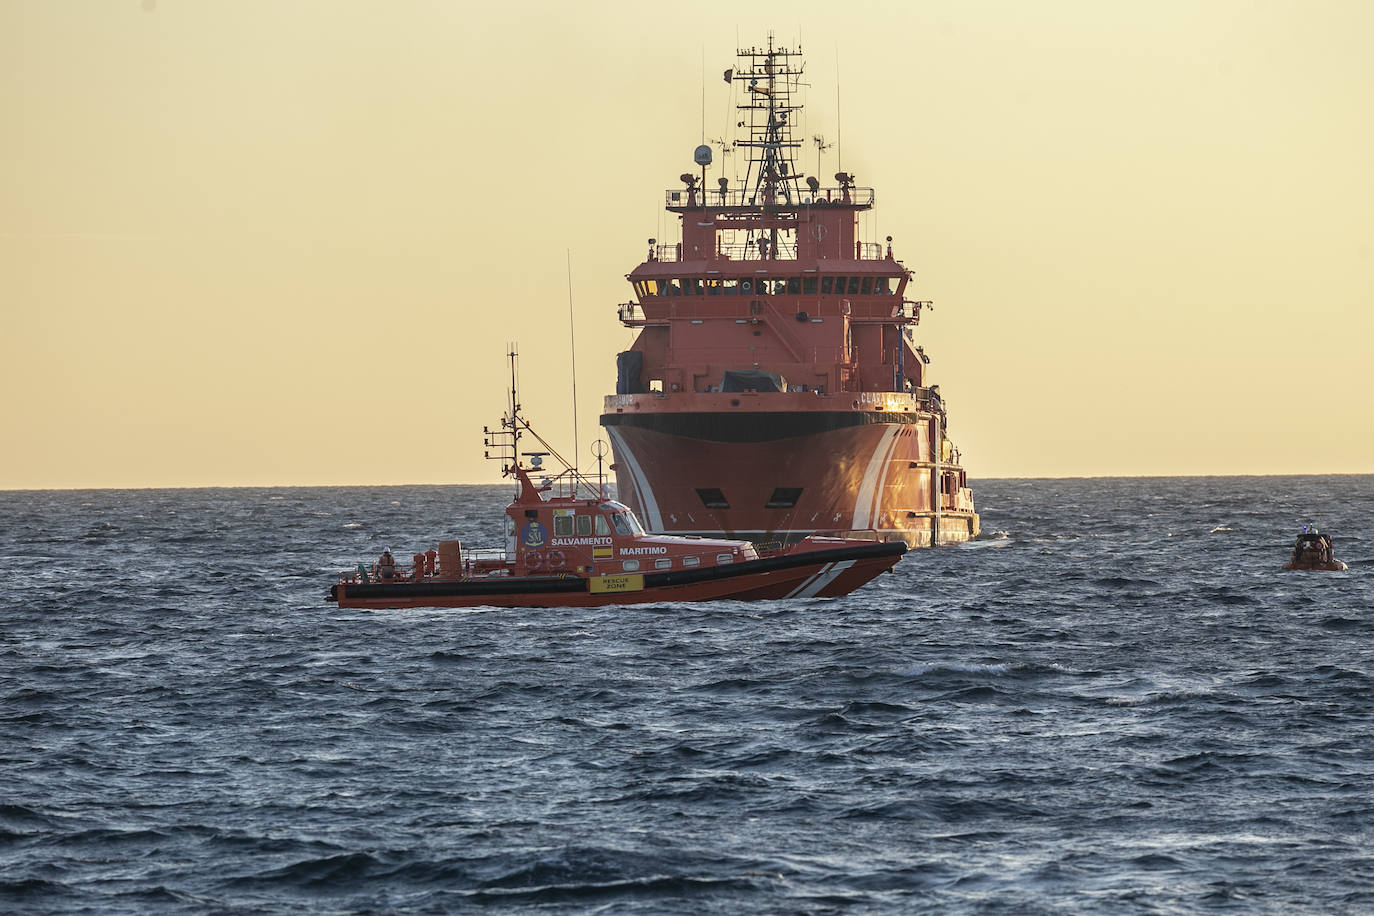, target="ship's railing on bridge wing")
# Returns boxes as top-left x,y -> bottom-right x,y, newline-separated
665,186 -> 875,209
652,240 -> 885,262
